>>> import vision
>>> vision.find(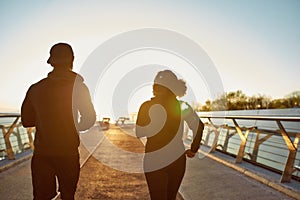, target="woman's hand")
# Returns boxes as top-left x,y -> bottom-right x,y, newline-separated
185,149 -> 196,158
